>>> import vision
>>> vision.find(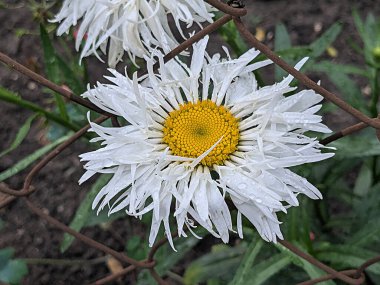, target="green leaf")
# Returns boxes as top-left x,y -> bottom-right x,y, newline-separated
317,245 -> 380,275
0,248 -> 28,285
275,23 -> 292,80
60,174 -> 111,252
126,236 -> 148,262
40,24 -> 69,121
255,47 -> 312,63
309,62 -> 366,113
276,243 -> 336,285
55,54 -> 85,95
219,21 -> 248,56
229,240 -> 263,285
348,219 -> 380,246
331,133 -> 380,159
353,163 -> 372,196
136,235 -> 203,285
156,236 -> 201,274
183,244 -> 245,285
244,253 -> 292,285
0,134 -> 71,182
353,10 -> 367,46
275,23 -> 292,51
309,23 -> 342,58
0,87 -> 80,132
0,114 -> 39,158
84,206 -> 127,227
309,60 -> 370,77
